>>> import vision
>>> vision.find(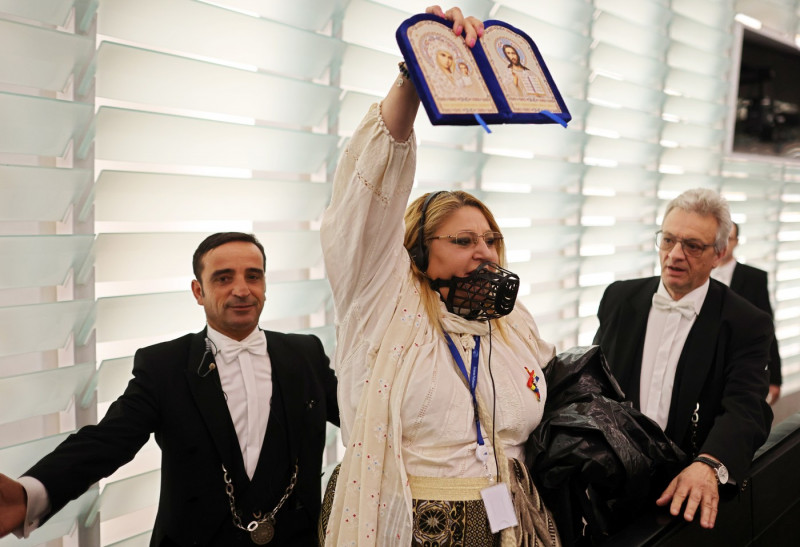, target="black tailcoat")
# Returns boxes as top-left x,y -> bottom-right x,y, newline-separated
593,277 -> 772,483
25,329 -> 339,546
730,261 -> 782,385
